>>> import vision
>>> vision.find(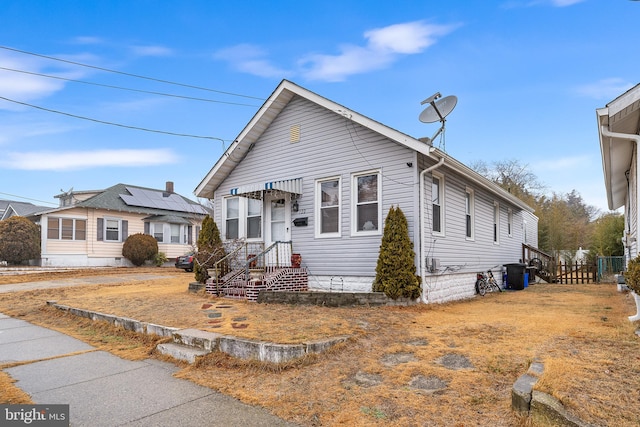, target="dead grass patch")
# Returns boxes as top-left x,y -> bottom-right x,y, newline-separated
0,269 -> 638,425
